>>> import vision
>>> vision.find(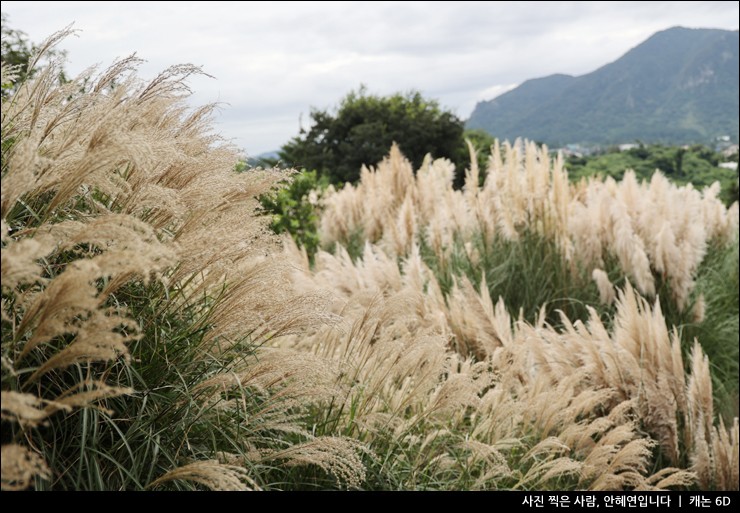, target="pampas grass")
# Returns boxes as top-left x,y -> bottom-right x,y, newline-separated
3,28 -> 737,492
276,144 -> 737,490
279,249 -> 709,489
2,31 -> 364,490
319,140 -> 737,313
